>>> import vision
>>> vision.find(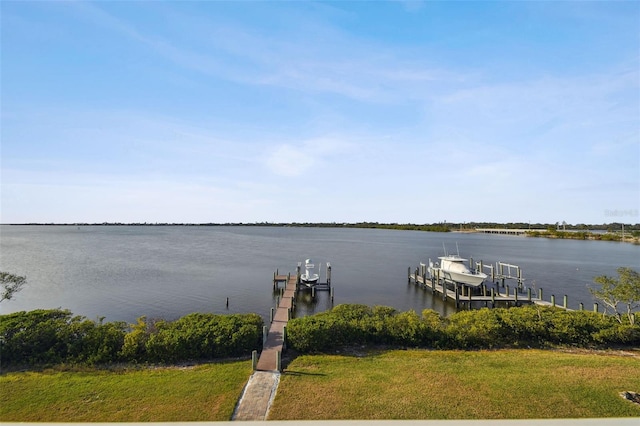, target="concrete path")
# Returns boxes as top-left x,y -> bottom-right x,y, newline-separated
232,371 -> 280,421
